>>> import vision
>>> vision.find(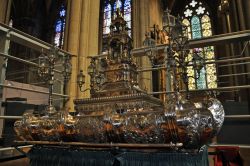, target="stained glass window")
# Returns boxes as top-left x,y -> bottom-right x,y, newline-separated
102,0 -> 132,52
54,5 -> 66,48
103,4 -> 112,35
182,0 -> 217,90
